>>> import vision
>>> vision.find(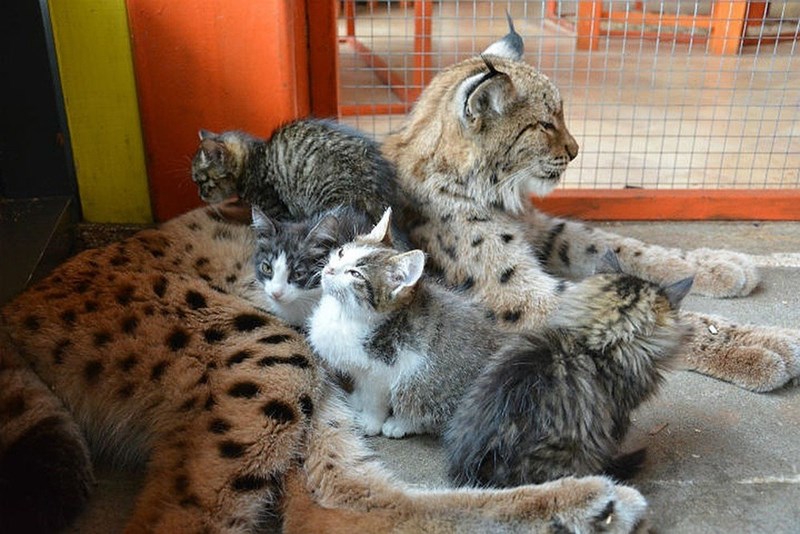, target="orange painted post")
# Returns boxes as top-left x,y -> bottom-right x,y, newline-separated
410,0 -> 433,102
345,0 -> 356,38
307,0 -> 340,118
126,0 -> 311,220
576,1 -> 602,51
709,1 -> 748,54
